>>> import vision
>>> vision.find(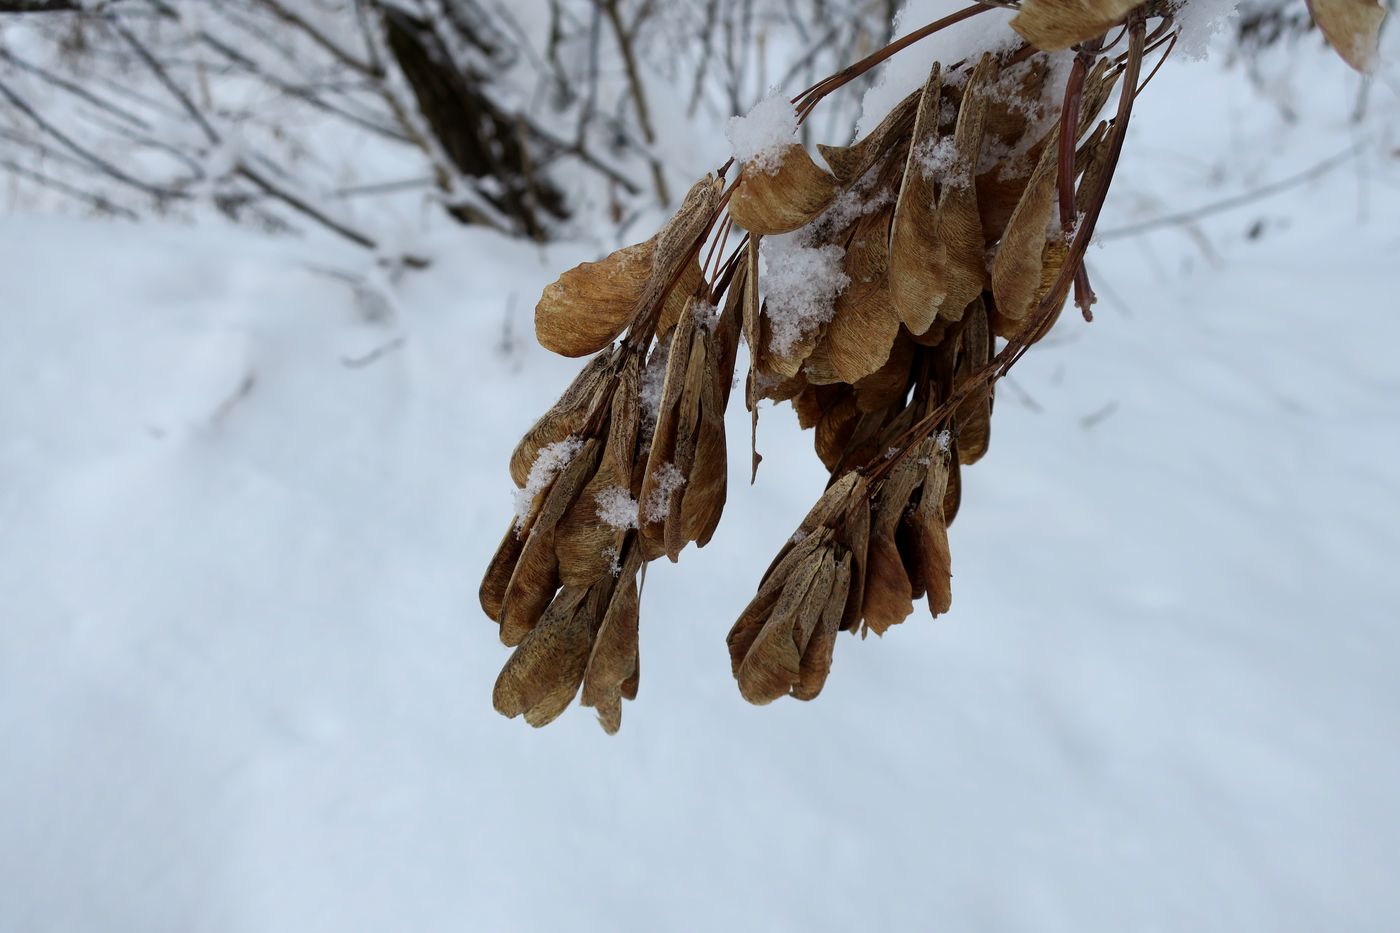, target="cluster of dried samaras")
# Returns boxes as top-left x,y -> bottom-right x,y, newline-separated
478,0 -> 1384,733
